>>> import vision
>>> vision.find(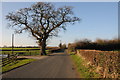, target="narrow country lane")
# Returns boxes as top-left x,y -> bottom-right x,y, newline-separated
2,52 -> 79,78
